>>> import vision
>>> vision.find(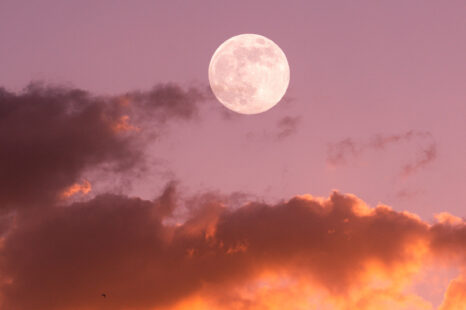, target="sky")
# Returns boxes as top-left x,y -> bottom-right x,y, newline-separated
0,1 -> 465,309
